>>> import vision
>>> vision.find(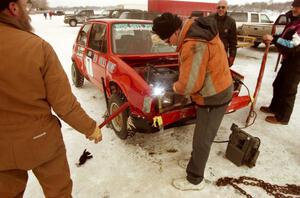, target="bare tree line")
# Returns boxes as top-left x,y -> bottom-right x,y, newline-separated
31,0 -> 48,10
230,1 -> 292,13
29,0 -> 292,13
